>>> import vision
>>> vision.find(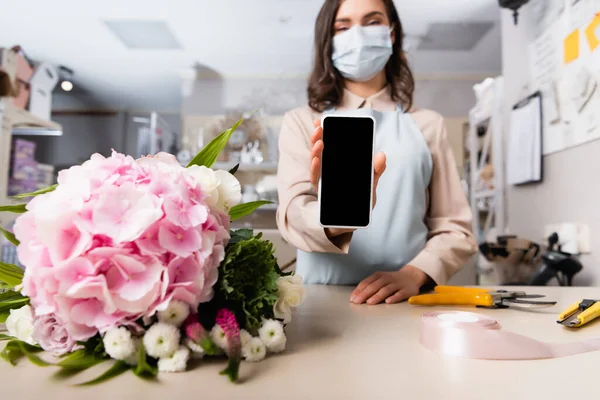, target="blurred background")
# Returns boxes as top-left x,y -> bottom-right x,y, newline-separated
1,0 -> 598,288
